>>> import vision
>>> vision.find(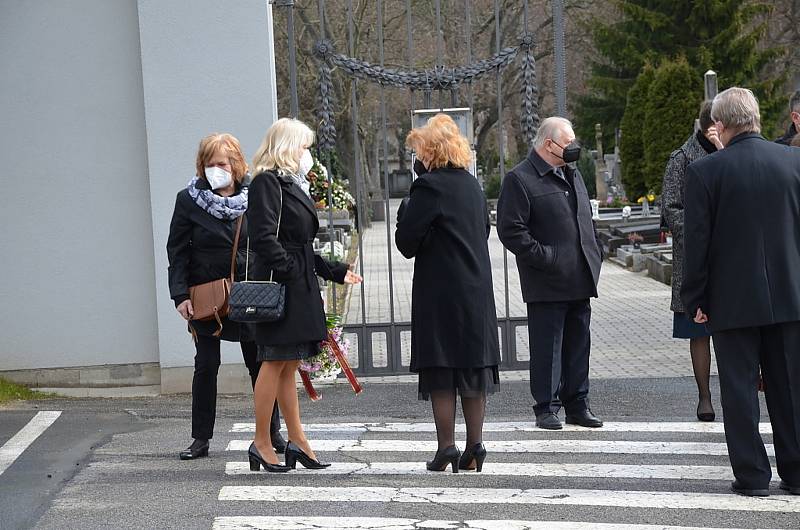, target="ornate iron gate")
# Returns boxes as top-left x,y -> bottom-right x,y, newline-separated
271,0 -> 567,375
